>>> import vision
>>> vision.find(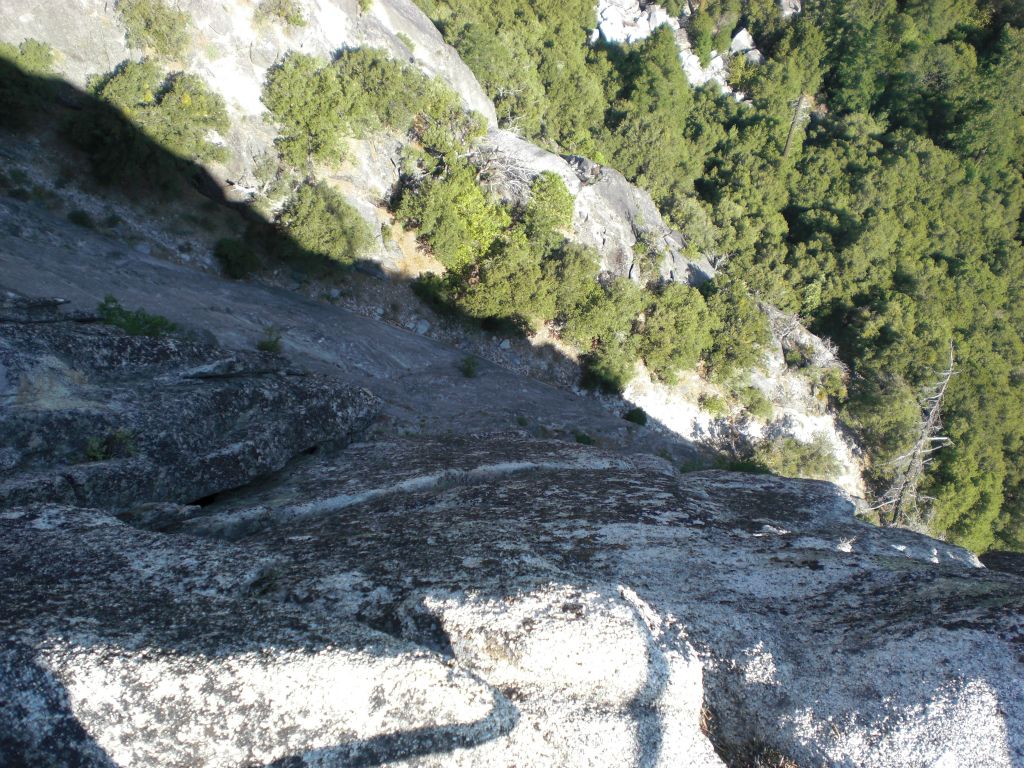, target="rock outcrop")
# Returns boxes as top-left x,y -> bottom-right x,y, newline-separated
2,293 -> 1023,767
0,291 -> 379,513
